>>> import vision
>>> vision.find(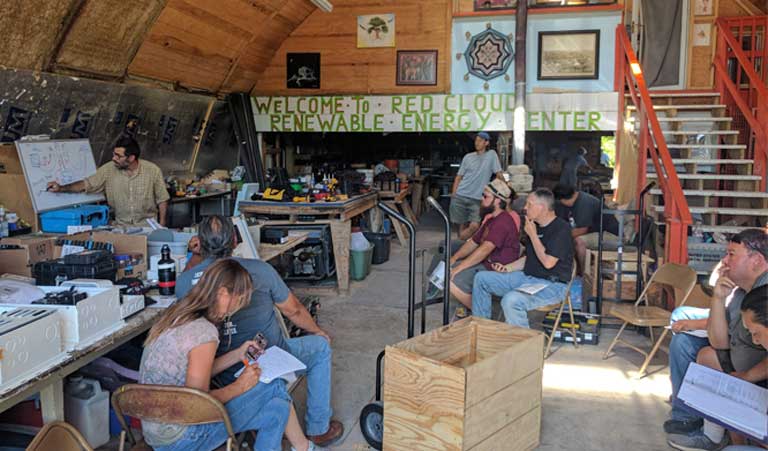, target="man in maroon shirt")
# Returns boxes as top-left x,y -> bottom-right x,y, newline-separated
448,179 -> 521,311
